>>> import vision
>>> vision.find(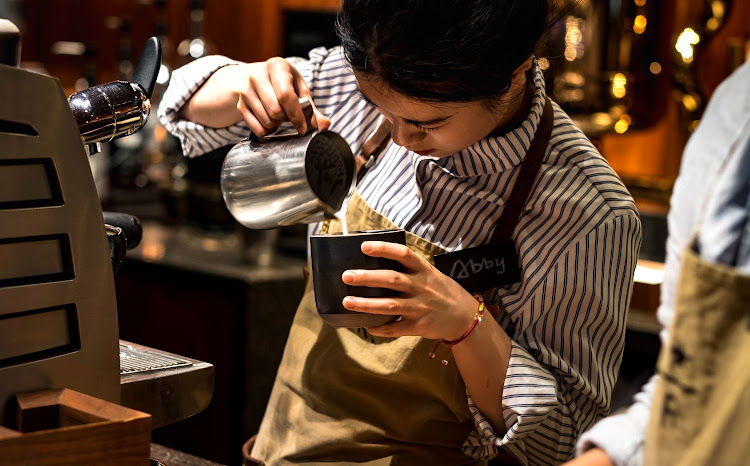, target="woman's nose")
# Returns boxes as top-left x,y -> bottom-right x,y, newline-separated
390,121 -> 424,147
